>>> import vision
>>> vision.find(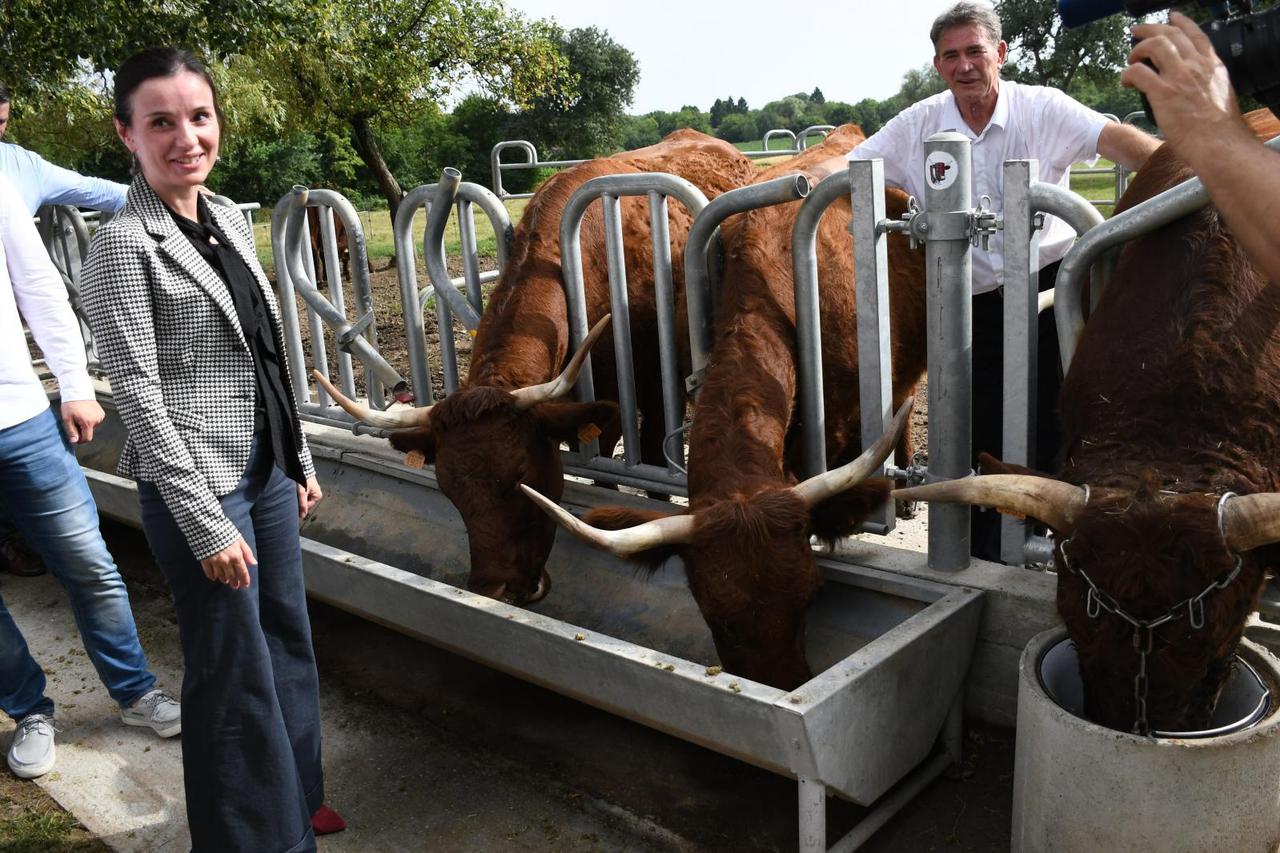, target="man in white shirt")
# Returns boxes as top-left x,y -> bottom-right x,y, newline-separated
0,173 -> 179,780
848,1 -> 1160,559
